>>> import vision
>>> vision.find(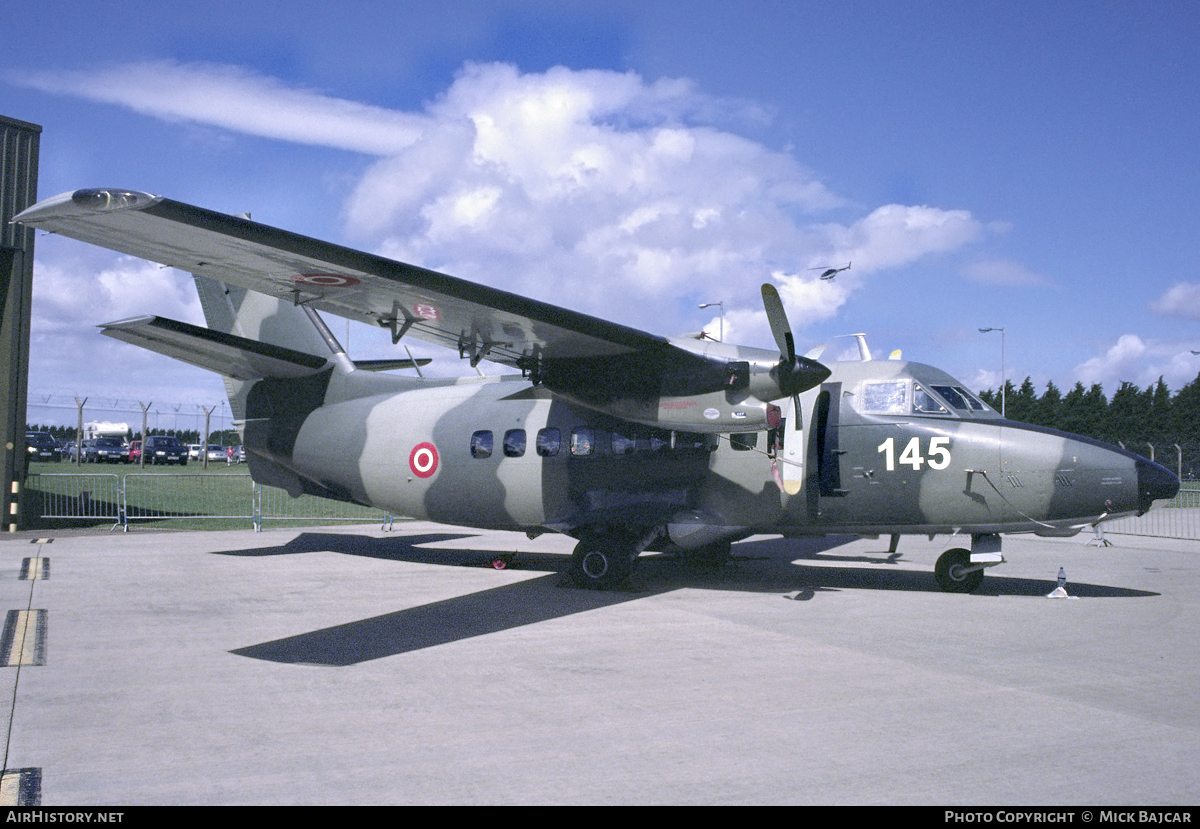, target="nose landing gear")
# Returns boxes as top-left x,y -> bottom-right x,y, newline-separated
934,548 -> 985,593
